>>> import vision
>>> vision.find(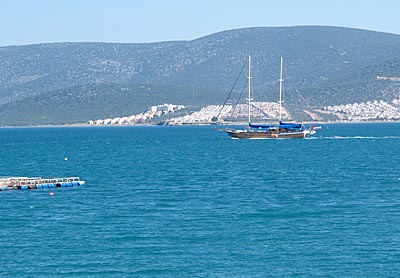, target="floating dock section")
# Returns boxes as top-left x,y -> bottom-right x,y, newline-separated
0,177 -> 85,191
